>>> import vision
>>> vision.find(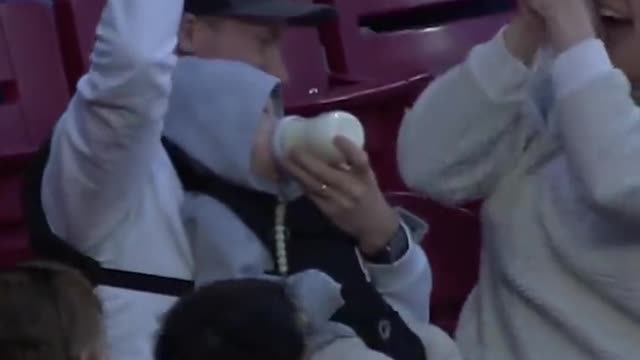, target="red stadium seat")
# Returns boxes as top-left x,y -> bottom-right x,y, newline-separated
283,28 -> 375,91
387,192 -> 482,334
0,225 -> 30,267
285,74 -> 432,191
316,0 -> 511,78
281,25 -> 356,105
0,3 -> 69,162
281,21 -> 433,190
0,2 -> 70,265
53,0 -> 107,90
280,0 -> 433,190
